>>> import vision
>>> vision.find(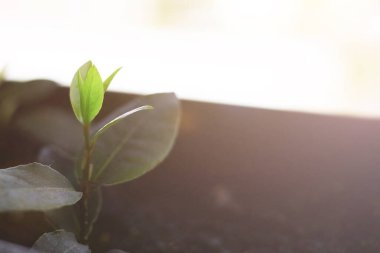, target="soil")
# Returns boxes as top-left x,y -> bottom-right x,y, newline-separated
2,81 -> 380,252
